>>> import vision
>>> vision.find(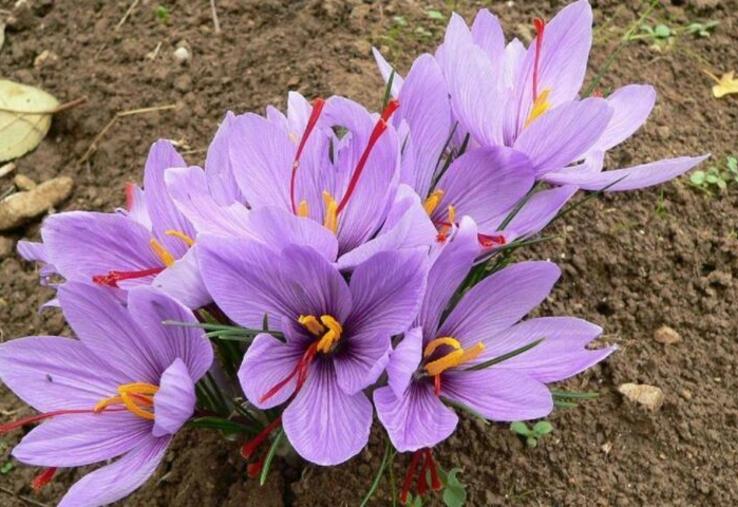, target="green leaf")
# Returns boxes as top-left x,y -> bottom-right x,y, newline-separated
510,421 -> 531,436
465,338 -> 544,371
551,389 -> 600,400
654,24 -> 671,38
259,428 -> 284,486
0,80 -> 60,162
717,178 -> 727,190
533,421 -> 553,436
690,171 -> 706,185
0,461 -> 13,474
188,416 -> 256,435
393,16 -> 407,27
526,437 -> 538,448
705,173 -> 719,184
442,468 -> 467,507
726,156 -> 737,172
427,10 -> 446,21
360,438 -> 392,507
